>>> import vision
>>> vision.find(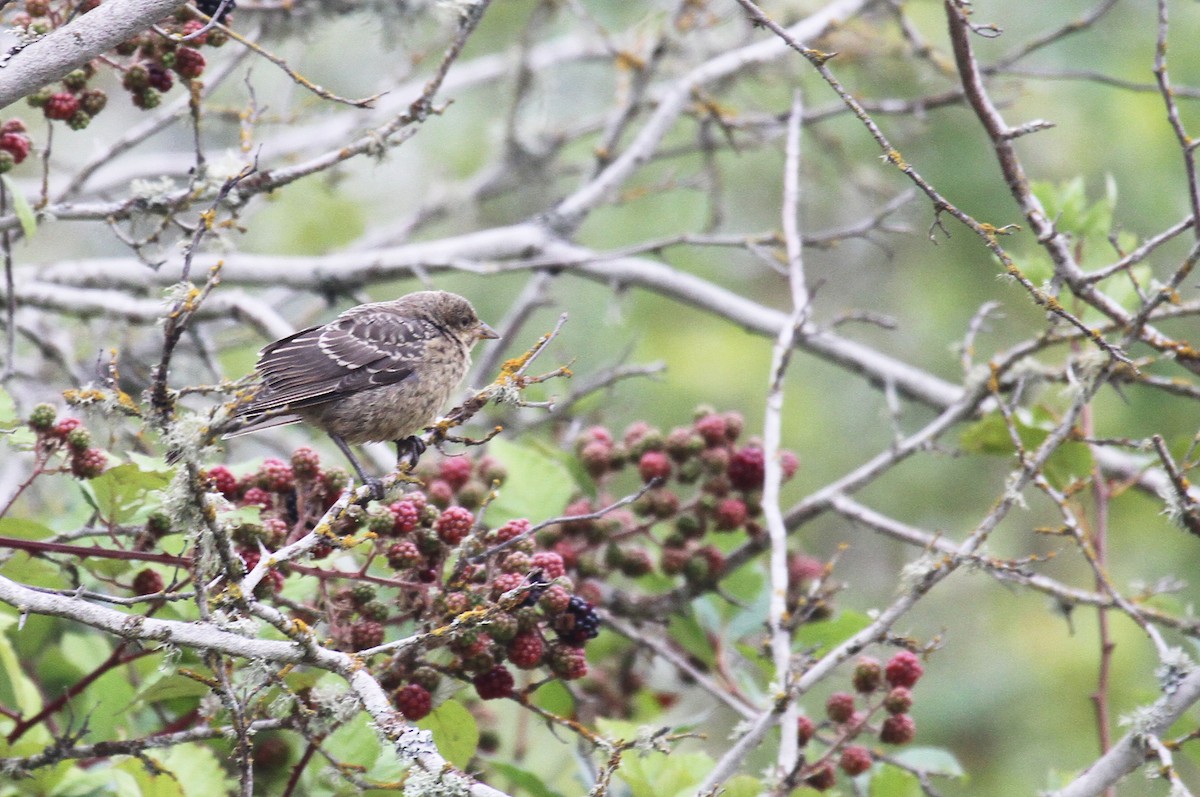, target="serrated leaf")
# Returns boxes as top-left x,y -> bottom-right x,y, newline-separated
618,750 -> 711,797
420,699 -> 478,770
490,762 -> 566,797
152,744 -> 233,796
84,463 -> 172,525
1,176 -> 36,238
485,437 -> 577,524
